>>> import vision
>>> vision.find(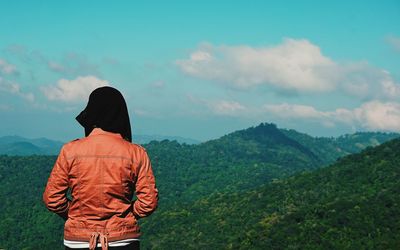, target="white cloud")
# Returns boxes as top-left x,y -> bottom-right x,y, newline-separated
190,51 -> 213,61
47,53 -> 99,76
0,77 -> 34,102
264,103 -> 326,119
150,80 -> 165,89
177,39 -> 338,92
380,72 -> 400,99
386,35 -> 400,52
337,63 -> 400,100
177,39 -> 400,99
186,90 -> 400,131
264,101 -> 400,132
187,94 -> 246,116
48,61 -> 66,73
210,100 -> 246,116
41,75 -> 109,103
4,46 -> 99,78
0,59 -> 18,75
353,101 -> 400,131
0,59 -> 33,102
